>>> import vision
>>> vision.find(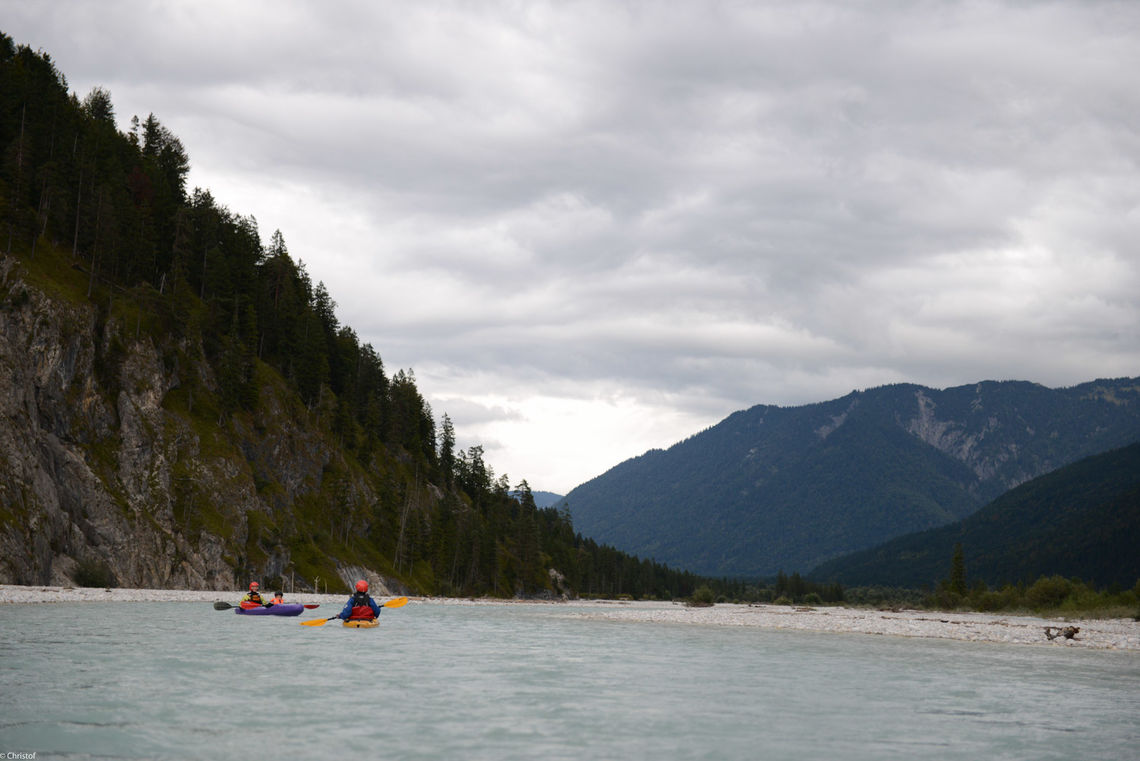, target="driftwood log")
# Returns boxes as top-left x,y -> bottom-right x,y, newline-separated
1044,626 -> 1080,641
